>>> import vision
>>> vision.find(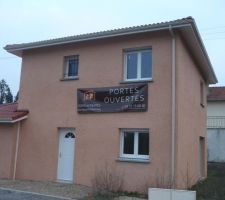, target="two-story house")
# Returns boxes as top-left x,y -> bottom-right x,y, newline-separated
0,17 -> 217,192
